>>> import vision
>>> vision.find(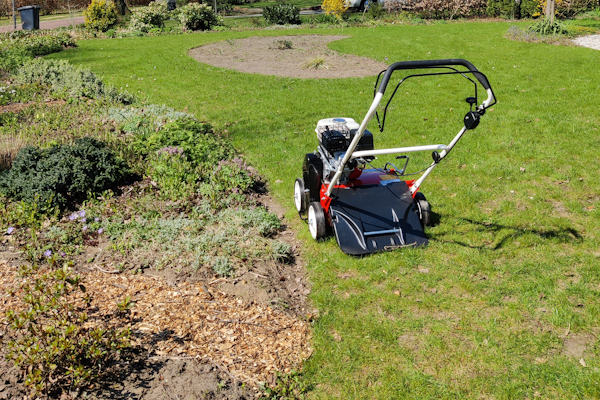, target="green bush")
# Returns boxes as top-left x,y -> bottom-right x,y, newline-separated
0,31 -> 75,73
84,0 -> 118,31
263,4 -> 301,24
0,137 -> 132,211
178,2 -> 221,31
5,264 -> 131,397
486,0 -> 540,18
129,0 -> 170,32
15,58 -> 133,103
